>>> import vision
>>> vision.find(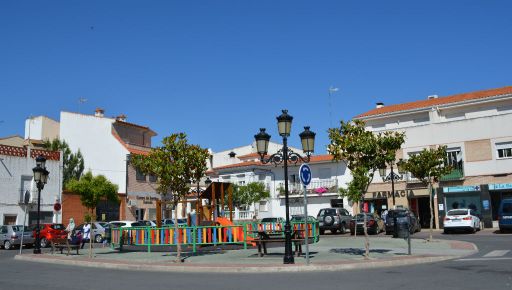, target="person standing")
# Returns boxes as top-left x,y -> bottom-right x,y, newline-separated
81,222 -> 91,249
65,218 -> 75,240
